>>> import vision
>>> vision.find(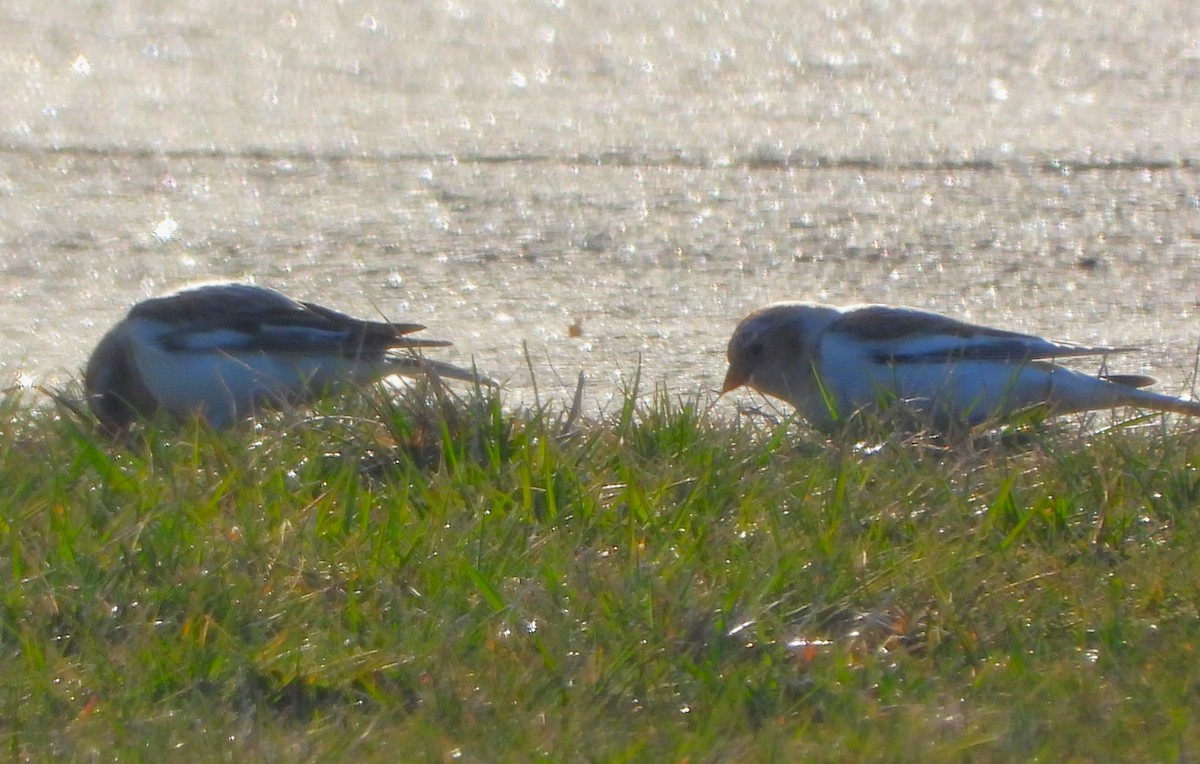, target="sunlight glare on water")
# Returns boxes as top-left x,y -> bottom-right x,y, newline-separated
0,0 -> 1196,412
